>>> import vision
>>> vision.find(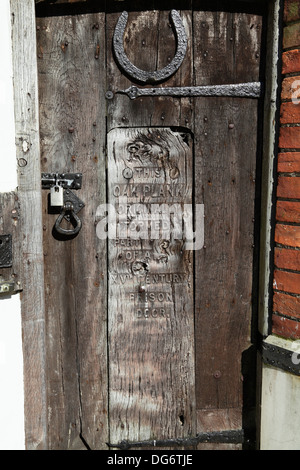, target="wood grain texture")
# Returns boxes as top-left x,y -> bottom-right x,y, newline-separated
35,3 -> 264,450
193,8 -> 262,415
10,0 -> 48,450
106,8 -> 193,132
197,408 -> 242,450
107,127 -> 196,444
37,13 -> 108,449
